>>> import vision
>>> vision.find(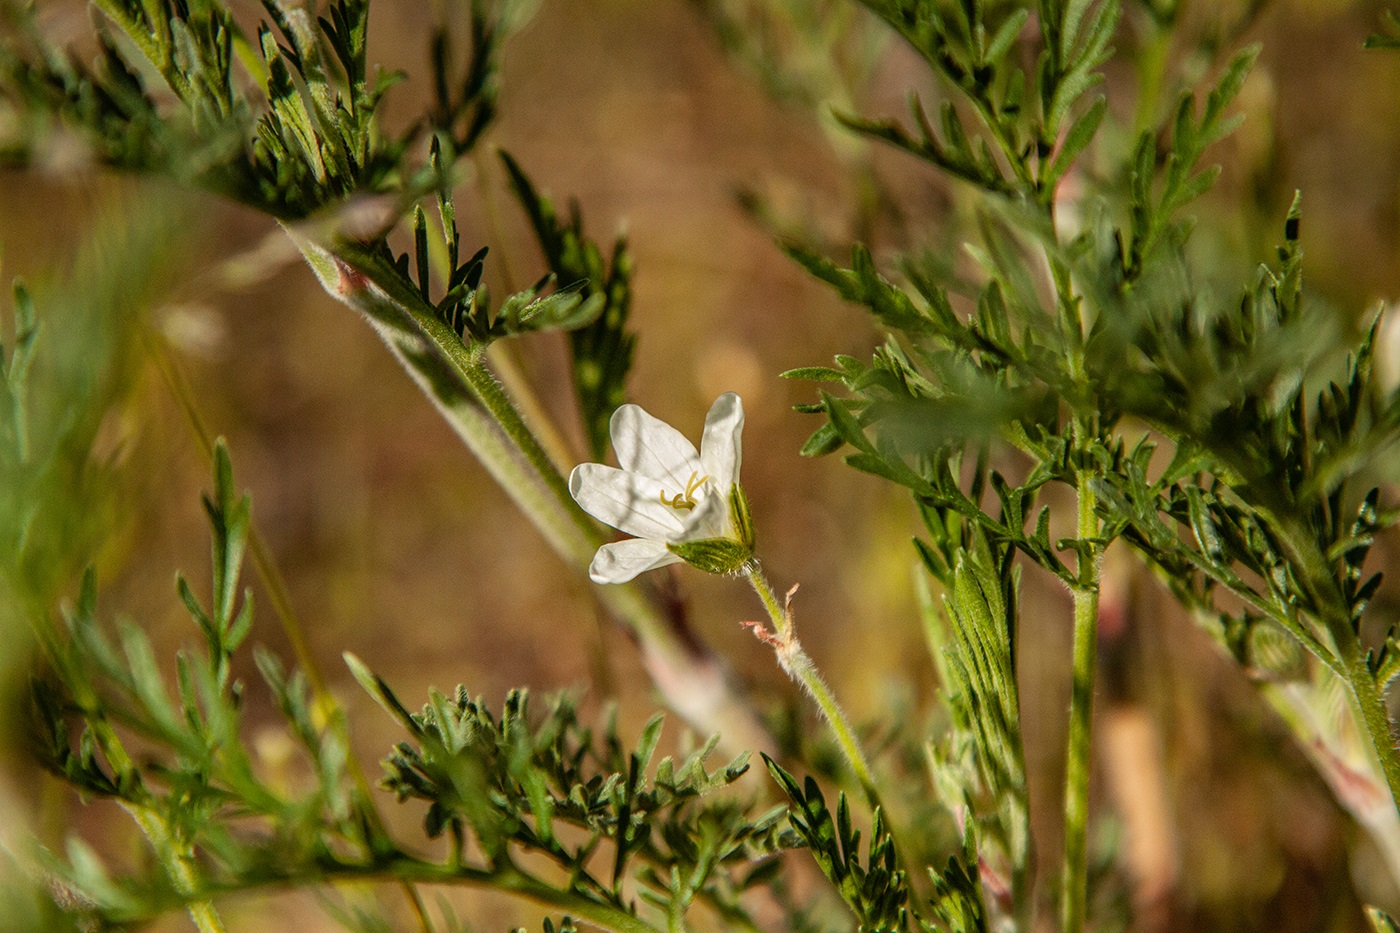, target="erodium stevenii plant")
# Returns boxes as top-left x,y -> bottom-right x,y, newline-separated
568,392 -> 755,581
572,392 -> 879,802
